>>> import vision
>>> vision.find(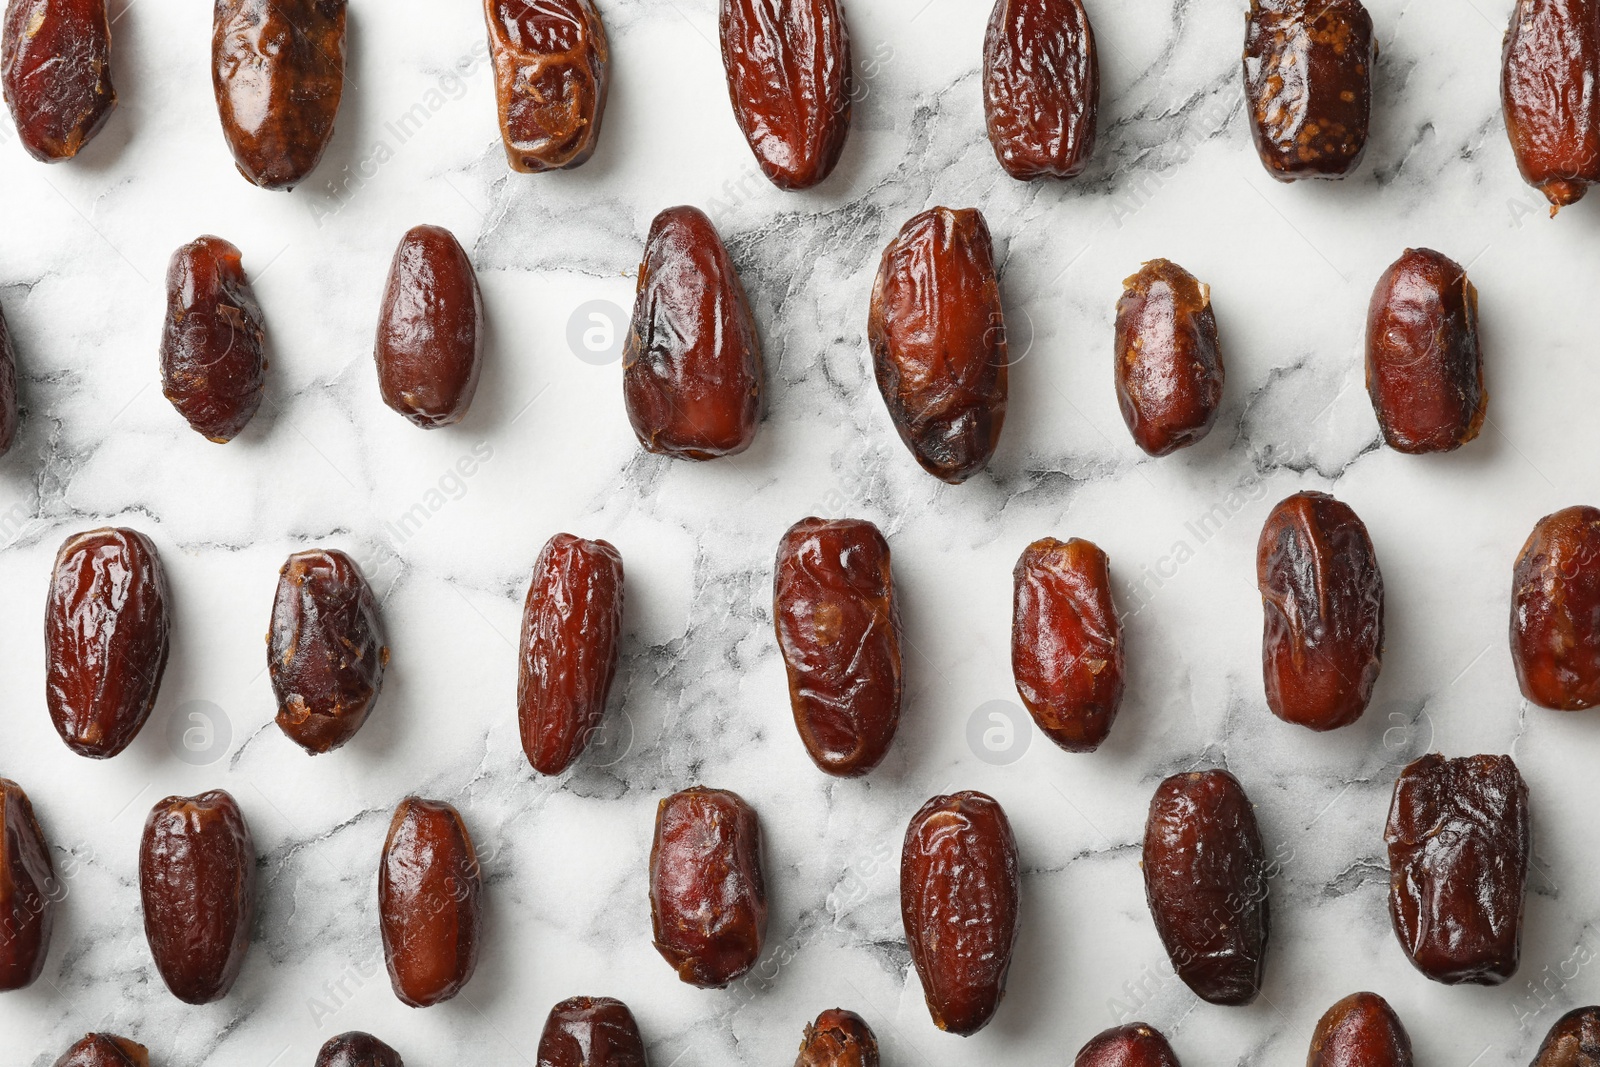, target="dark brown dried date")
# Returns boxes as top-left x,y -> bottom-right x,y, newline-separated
0,777 -> 54,991
139,790 -> 256,1004
519,533 -> 625,775
868,207 -> 1007,484
1114,259 -> 1224,456
1530,1006 -> 1600,1066
46,527 -> 170,758
649,786 -> 767,988
1385,753 -> 1529,985
1257,491 -> 1384,731
795,1008 -> 879,1067
901,790 -> 1019,1036
0,301 -> 17,456
537,996 -> 647,1067
983,0 -> 1098,180
213,0 -> 346,190
269,548 -> 388,755
160,235 -> 267,443
1503,0 -> 1600,212
54,1035 -> 148,1067
773,517 -> 901,777
1243,0 -> 1375,180
379,796 -> 482,1007
1142,769 -> 1269,1006
375,224 -> 484,428
1511,506 -> 1600,710
1,0 -> 115,162
316,1032 -> 404,1067
485,0 -> 609,173
1074,1023 -> 1181,1067
1366,248 -> 1485,454
1306,992 -> 1412,1067
623,205 -> 763,460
